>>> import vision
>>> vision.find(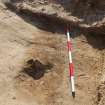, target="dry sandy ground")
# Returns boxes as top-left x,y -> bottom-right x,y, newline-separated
0,1 -> 105,105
